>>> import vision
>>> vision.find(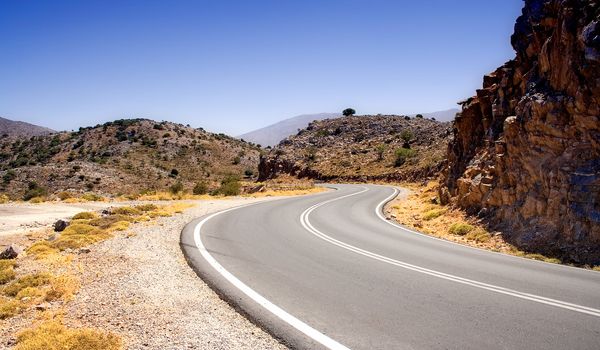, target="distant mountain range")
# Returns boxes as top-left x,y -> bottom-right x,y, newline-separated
0,117 -> 55,138
239,109 -> 458,147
